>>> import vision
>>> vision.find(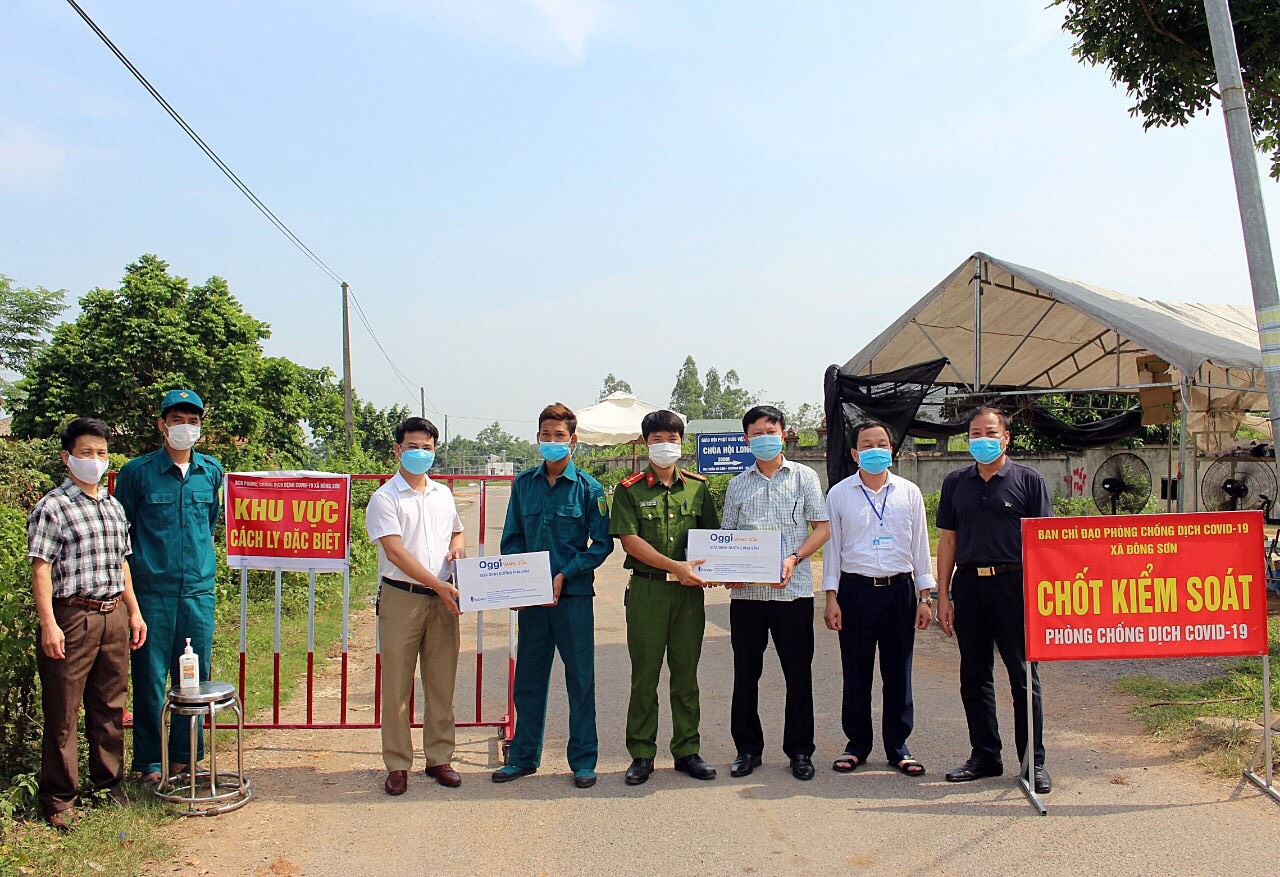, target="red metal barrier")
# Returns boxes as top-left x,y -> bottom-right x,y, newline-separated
116,471 -> 518,750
